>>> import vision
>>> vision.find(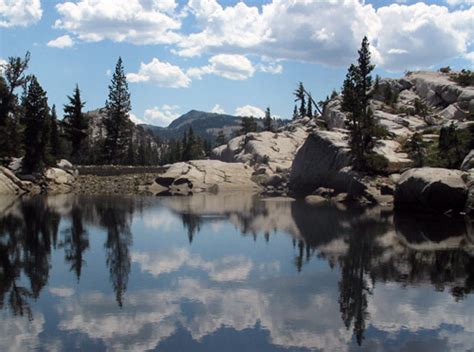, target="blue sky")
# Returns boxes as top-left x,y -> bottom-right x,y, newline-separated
1,0 -> 473,126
